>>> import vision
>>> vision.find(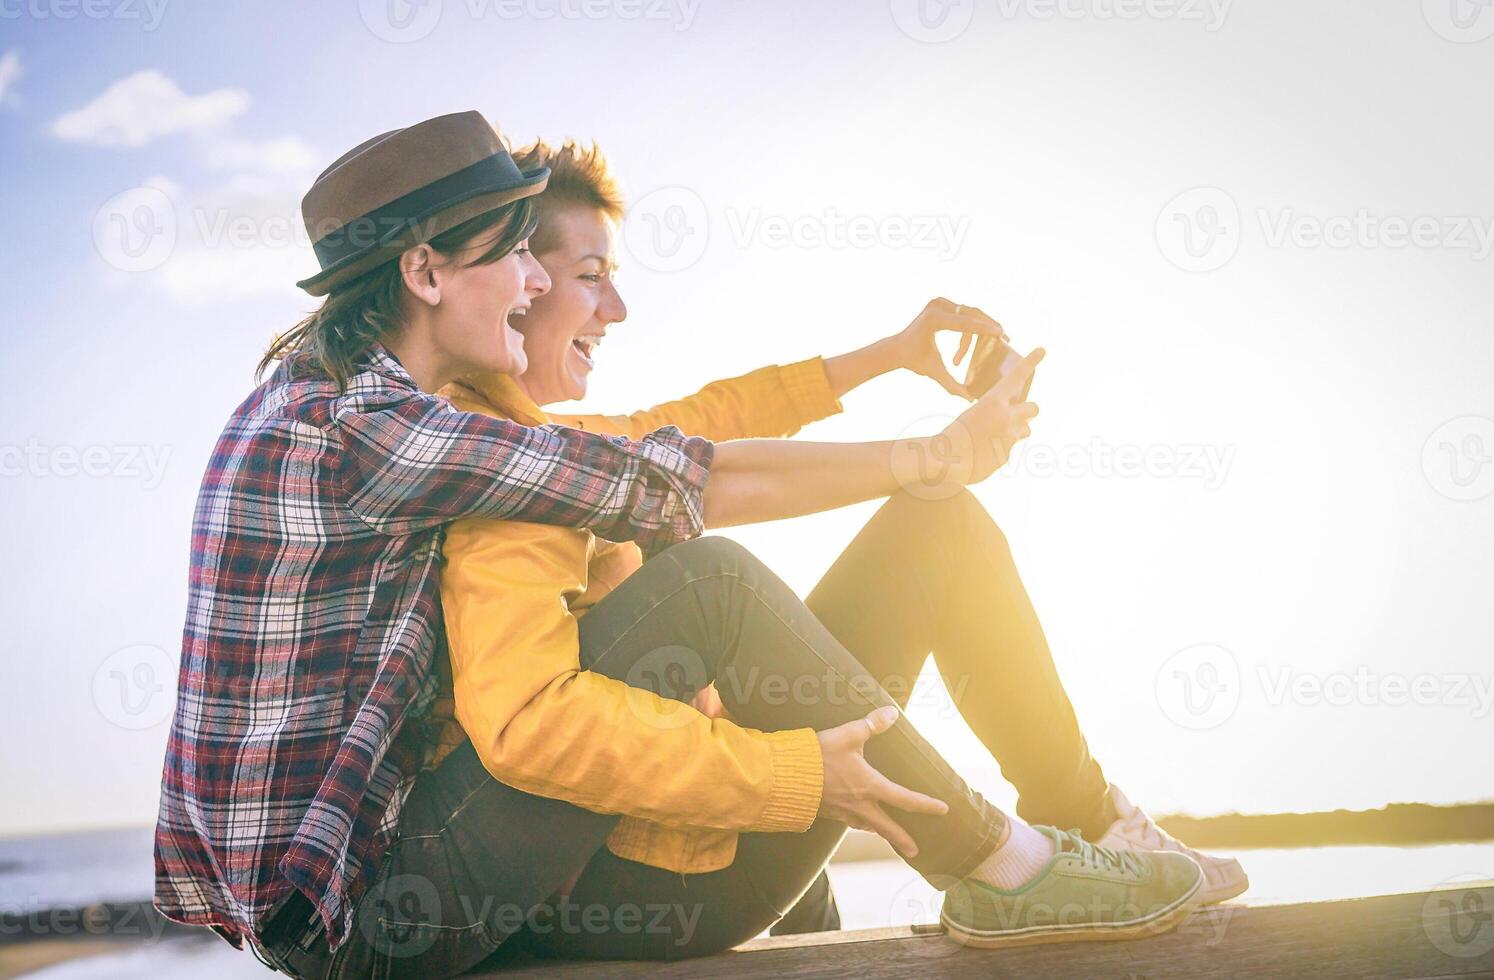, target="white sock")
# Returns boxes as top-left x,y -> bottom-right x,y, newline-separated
968,819 -> 1056,890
